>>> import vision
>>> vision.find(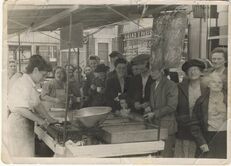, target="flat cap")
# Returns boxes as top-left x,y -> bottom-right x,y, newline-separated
131,54 -> 150,65
182,59 -> 205,73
